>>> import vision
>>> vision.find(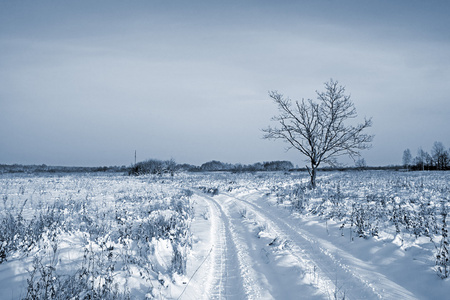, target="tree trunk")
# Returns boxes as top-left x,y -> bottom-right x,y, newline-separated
310,164 -> 317,188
